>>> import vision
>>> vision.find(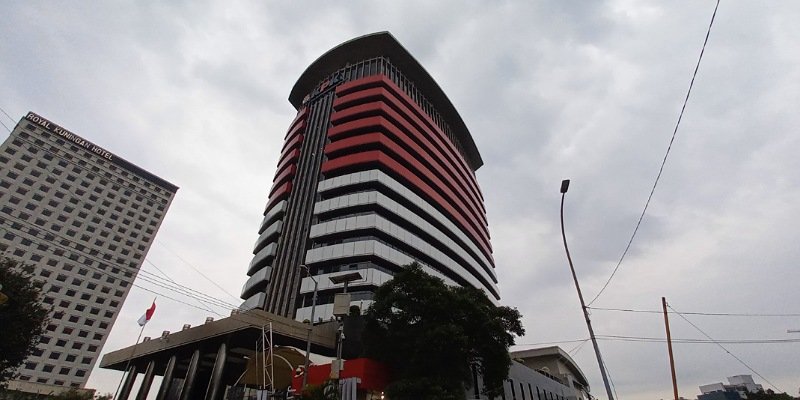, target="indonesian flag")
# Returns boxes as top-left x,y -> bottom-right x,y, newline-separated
137,301 -> 156,326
